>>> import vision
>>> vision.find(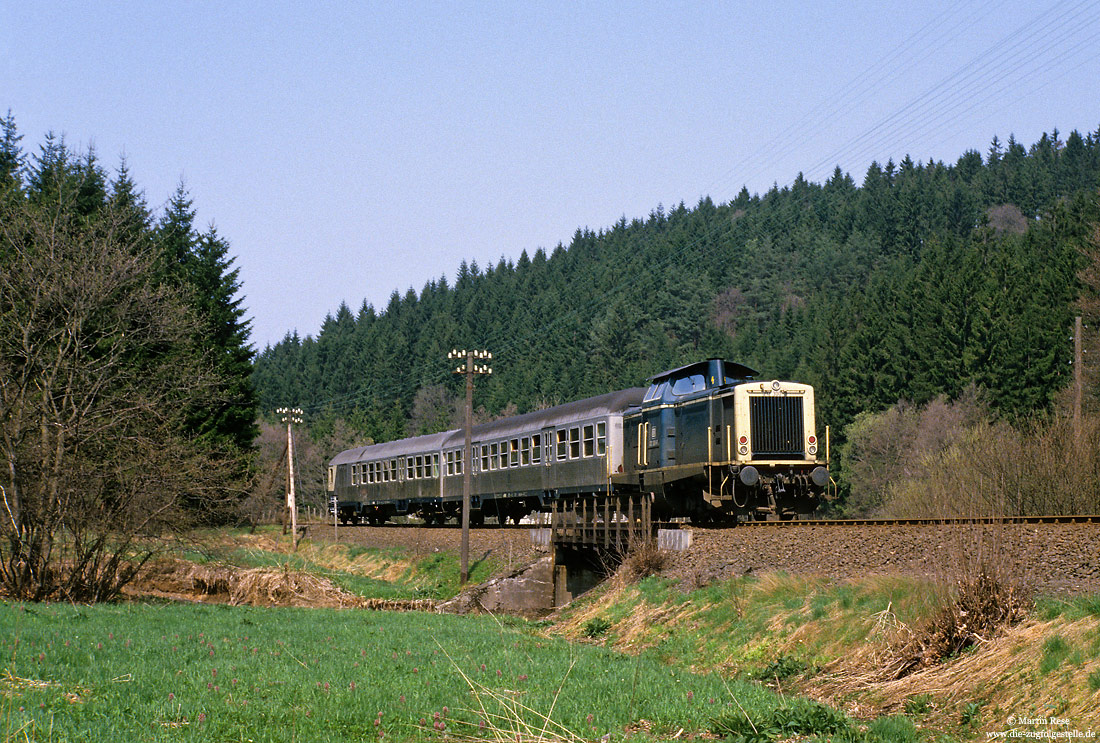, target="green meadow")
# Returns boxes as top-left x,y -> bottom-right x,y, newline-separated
1,600 -> 792,742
